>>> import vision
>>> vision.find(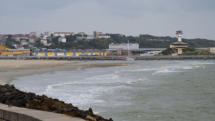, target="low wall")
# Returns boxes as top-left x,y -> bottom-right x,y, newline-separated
0,55 -> 215,60
0,108 -> 40,121
135,55 -> 215,60
0,56 -> 126,60
0,104 -> 84,121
